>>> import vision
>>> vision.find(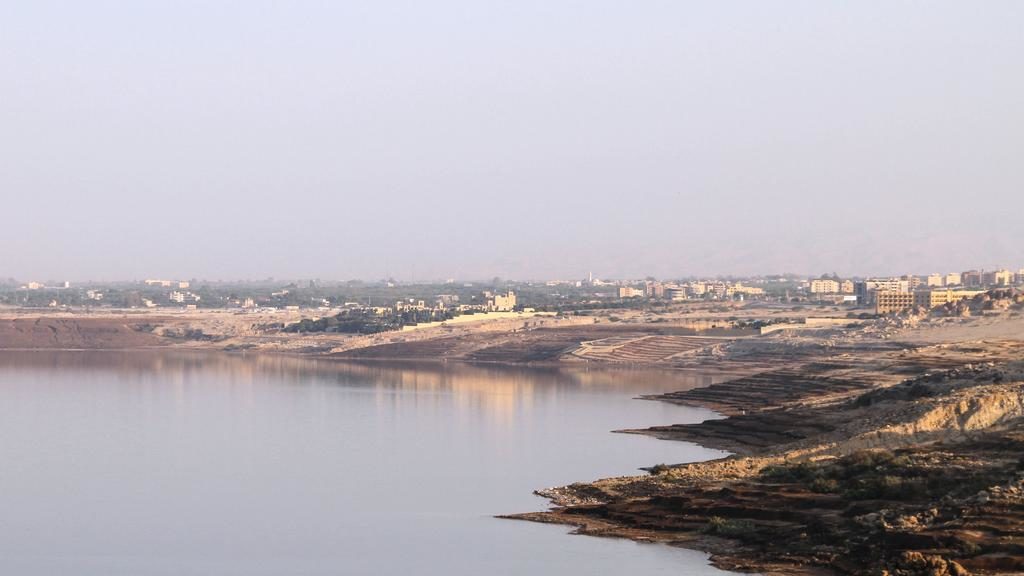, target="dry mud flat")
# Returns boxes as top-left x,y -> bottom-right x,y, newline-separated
0,316 -> 168,349
508,336 -> 1024,576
